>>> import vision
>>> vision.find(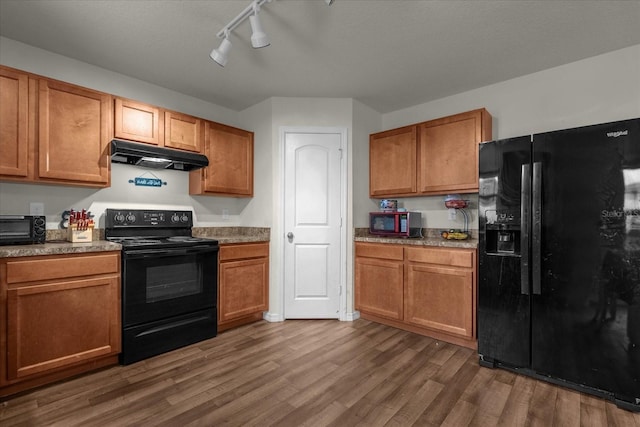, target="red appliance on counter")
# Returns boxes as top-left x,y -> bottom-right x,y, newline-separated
369,211 -> 422,238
